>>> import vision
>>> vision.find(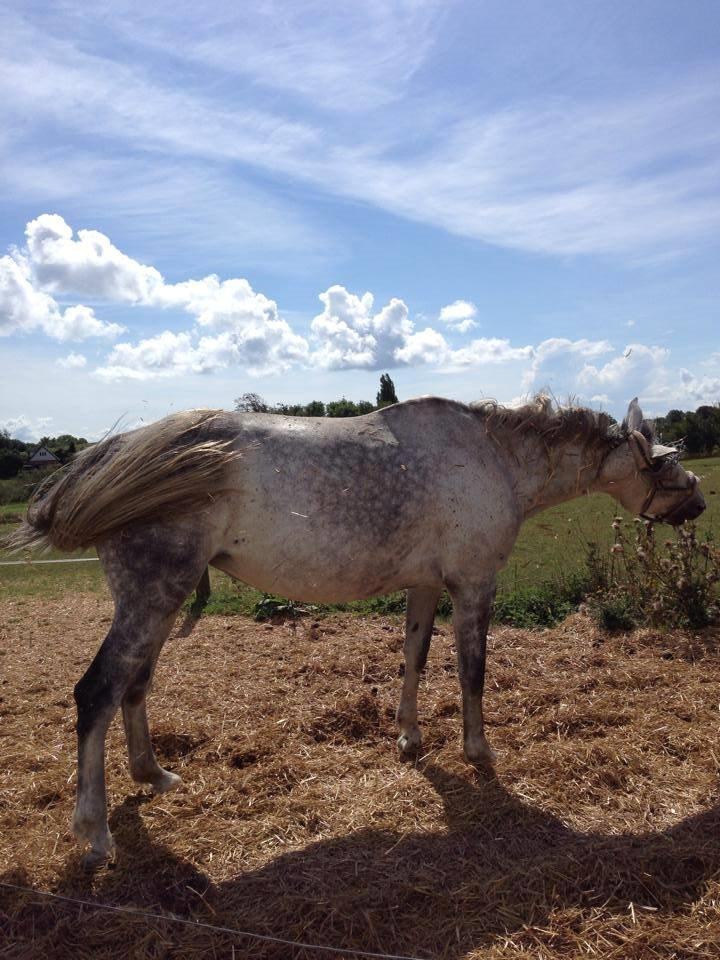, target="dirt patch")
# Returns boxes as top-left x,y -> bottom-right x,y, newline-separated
1,595 -> 720,958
